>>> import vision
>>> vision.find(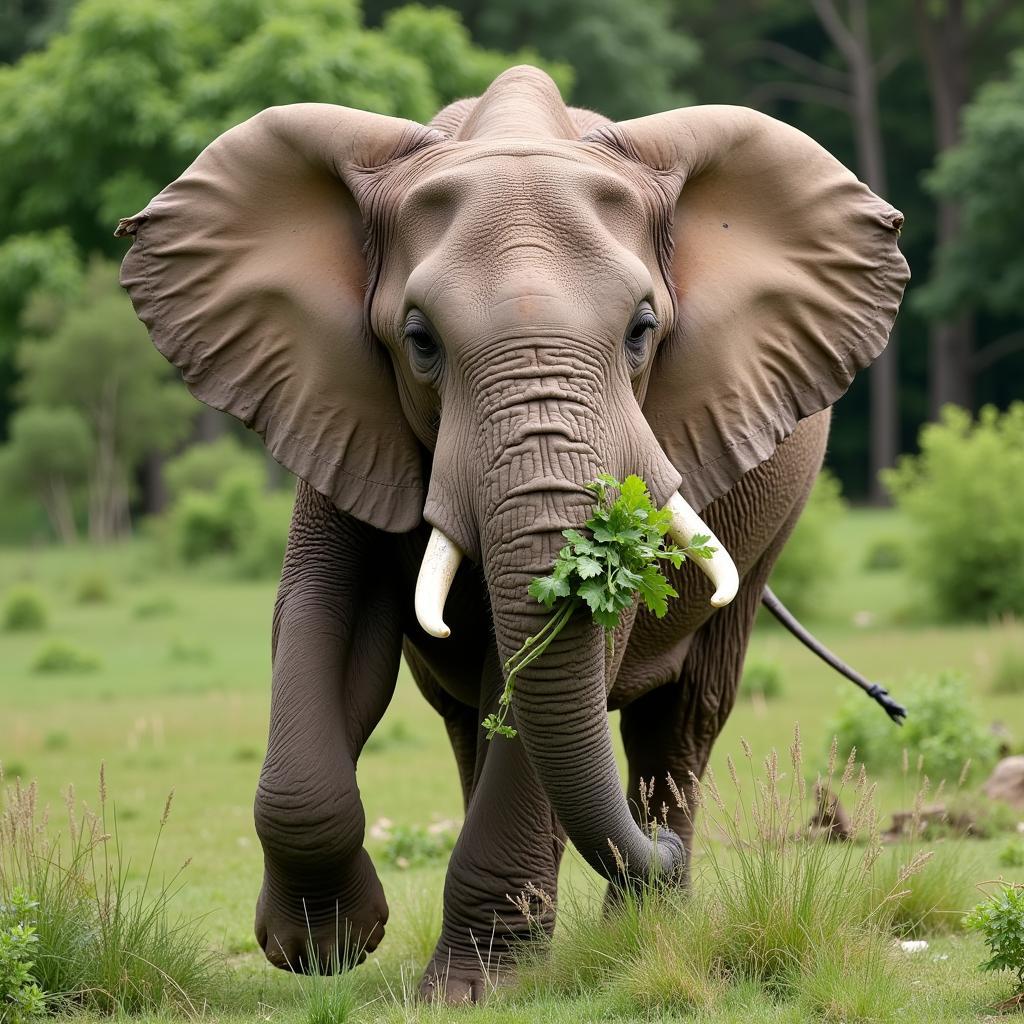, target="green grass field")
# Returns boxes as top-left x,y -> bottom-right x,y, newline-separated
1,508 -> 1022,1022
